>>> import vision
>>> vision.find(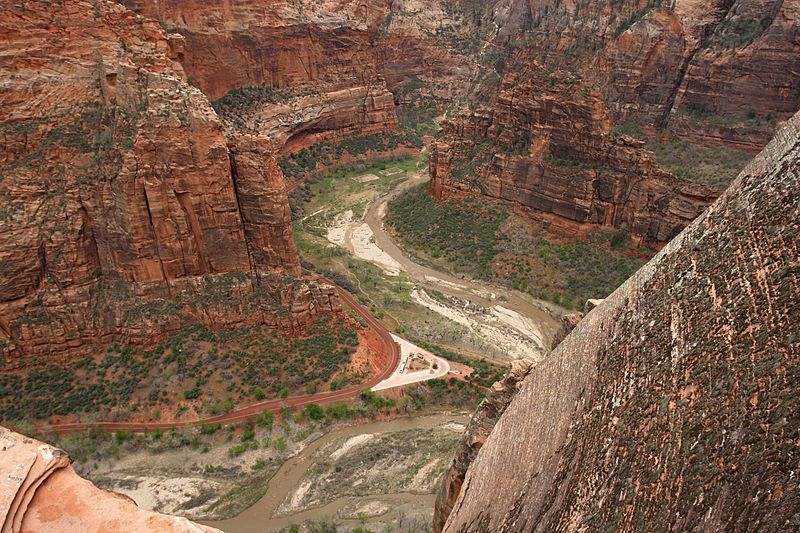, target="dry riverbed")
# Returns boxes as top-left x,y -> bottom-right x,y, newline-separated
73,412 -> 467,532
207,413 -> 467,533
313,166 -> 559,361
